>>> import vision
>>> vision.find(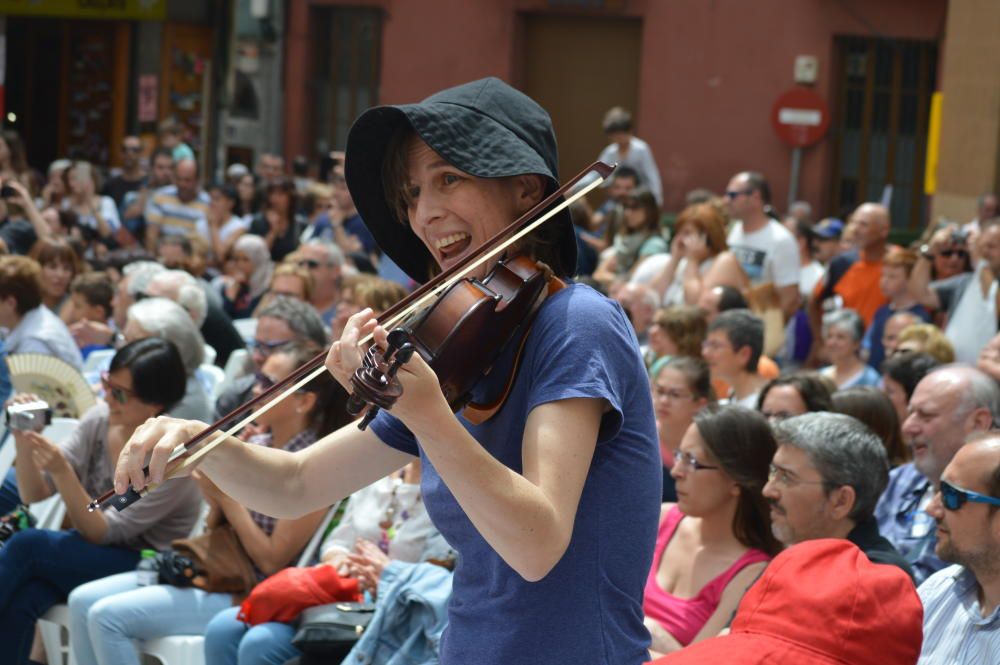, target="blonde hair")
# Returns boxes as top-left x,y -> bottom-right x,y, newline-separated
896,324 -> 956,364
